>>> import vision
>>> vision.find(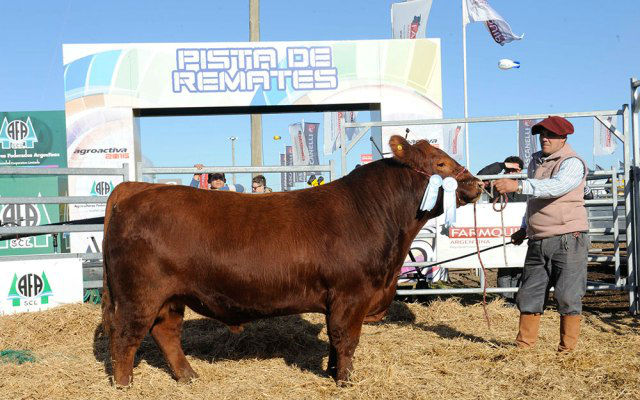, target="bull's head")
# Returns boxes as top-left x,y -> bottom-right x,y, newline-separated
389,135 -> 483,206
